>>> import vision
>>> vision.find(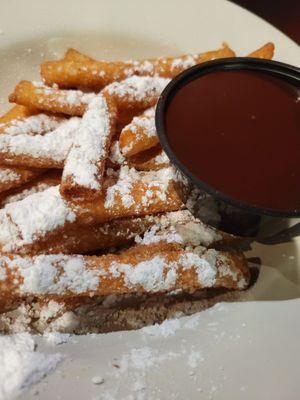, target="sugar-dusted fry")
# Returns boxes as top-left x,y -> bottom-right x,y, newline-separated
0,116 -> 81,168
79,166 -> 188,223
0,166 -> 43,194
8,215 -> 156,256
0,243 -> 249,311
247,42 -> 275,59
104,76 -> 170,114
41,43 -> 235,89
0,105 -> 36,123
119,106 -> 158,157
0,170 -> 61,207
61,94 -> 117,200
128,145 -> 170,171
0,208 -> 224,256
0,106 -> 47,191
0,167 -> 188,253
9,81 -> 95,116
0,112 -> 64,136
